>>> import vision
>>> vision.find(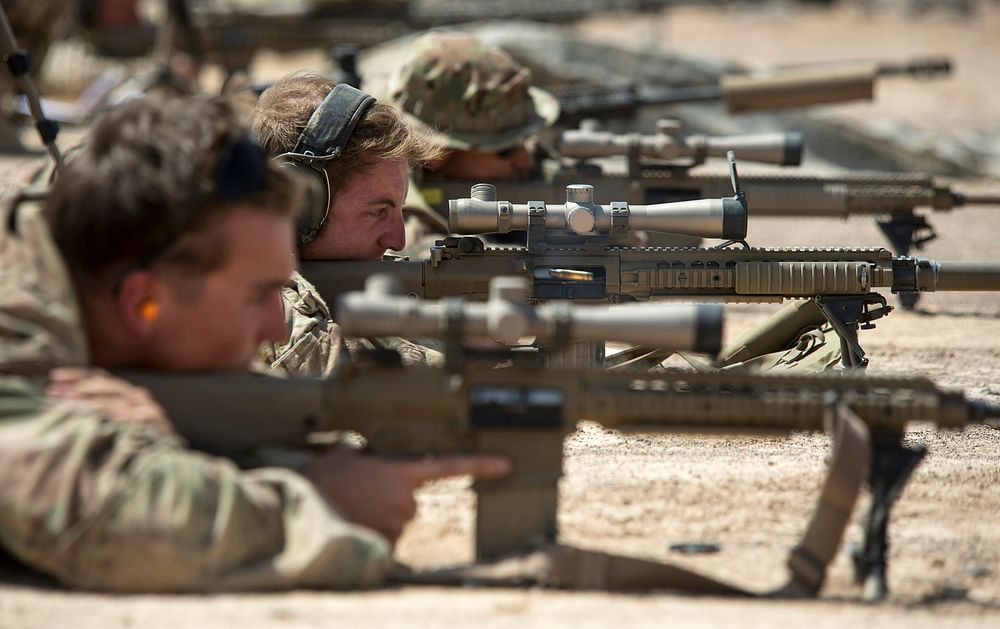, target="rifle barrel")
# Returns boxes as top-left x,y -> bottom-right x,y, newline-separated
954,191 -> 1000,207
875,56 -> 952,78
932,261 -> 1000,292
